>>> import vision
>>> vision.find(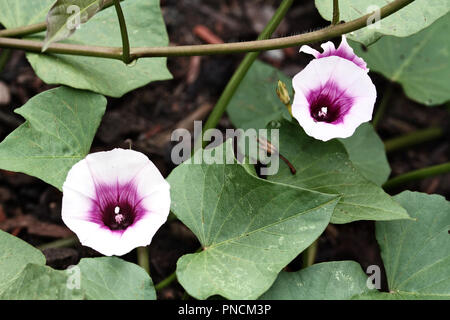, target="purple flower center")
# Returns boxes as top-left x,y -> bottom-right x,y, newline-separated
90,181 -> 146,232
307,81 -> 354,124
